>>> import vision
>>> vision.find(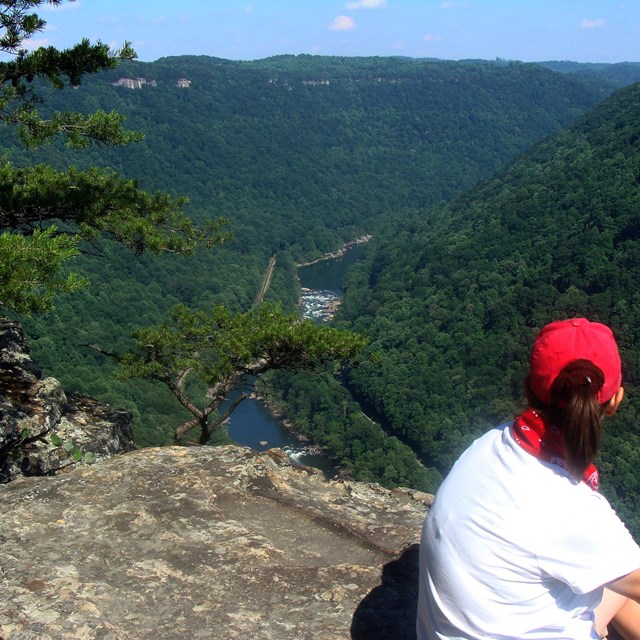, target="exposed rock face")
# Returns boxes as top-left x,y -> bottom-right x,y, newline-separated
111,77 -> 158,89
0,319 -> 134,482
0,445 -> 431,639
